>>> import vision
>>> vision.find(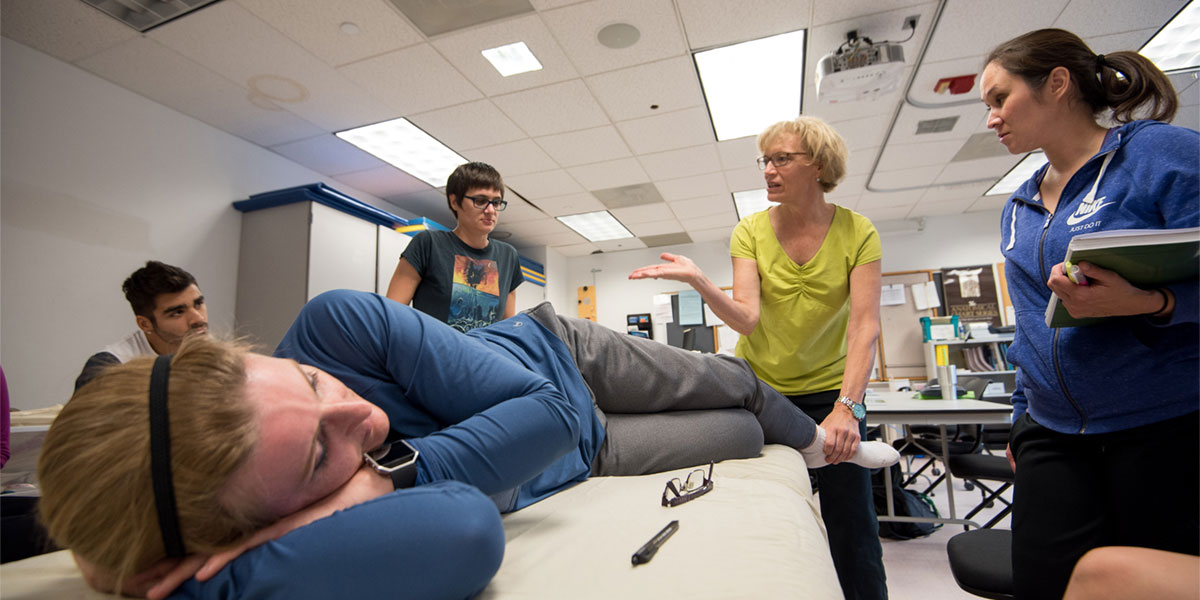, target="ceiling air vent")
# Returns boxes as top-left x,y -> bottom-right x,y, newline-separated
915,116 -> 959,134
79,0 -> 224,32
388,0 -> 534,37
